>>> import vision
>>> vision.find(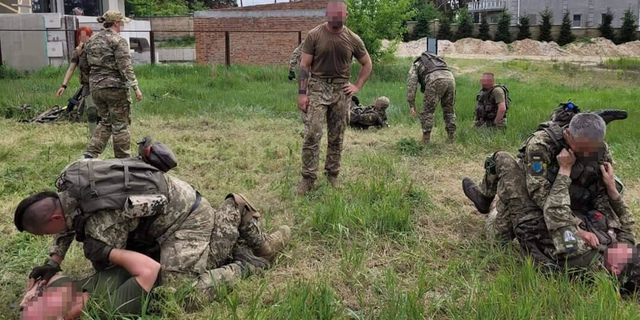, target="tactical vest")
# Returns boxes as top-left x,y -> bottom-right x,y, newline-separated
415,52 -> 449,93
475,84 -> 510,121
56,158 -> 169,240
